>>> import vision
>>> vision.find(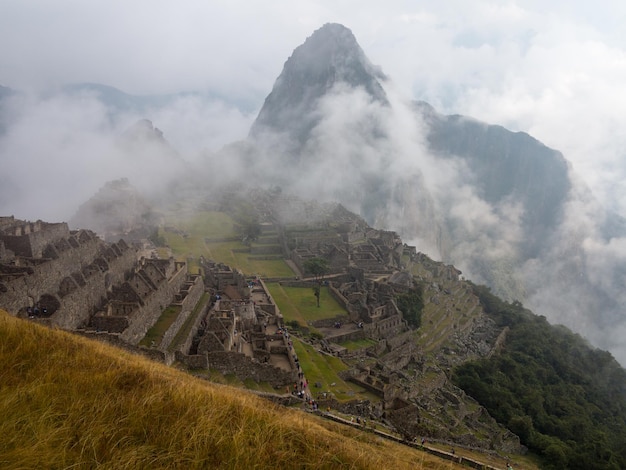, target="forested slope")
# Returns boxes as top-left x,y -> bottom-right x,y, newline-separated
453,284 -> 626,470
